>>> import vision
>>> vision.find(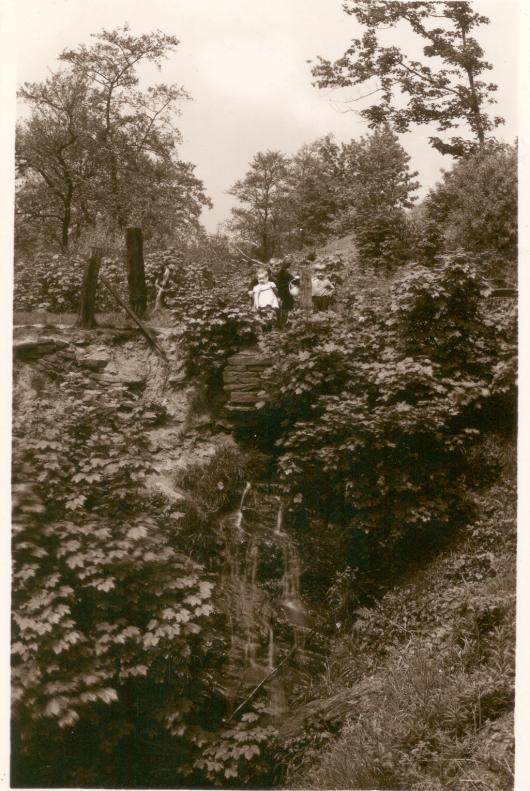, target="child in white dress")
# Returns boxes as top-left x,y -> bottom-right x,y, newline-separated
250,268 -> 280,312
